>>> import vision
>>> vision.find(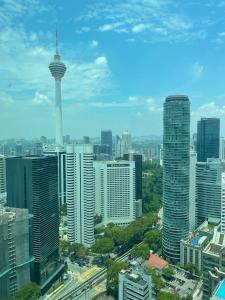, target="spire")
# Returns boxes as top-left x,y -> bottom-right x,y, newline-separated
55,27 -> 59,55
